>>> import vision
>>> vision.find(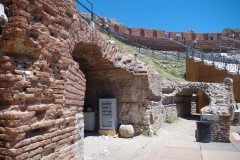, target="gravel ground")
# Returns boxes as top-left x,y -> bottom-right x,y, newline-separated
84,115 -> 199,160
